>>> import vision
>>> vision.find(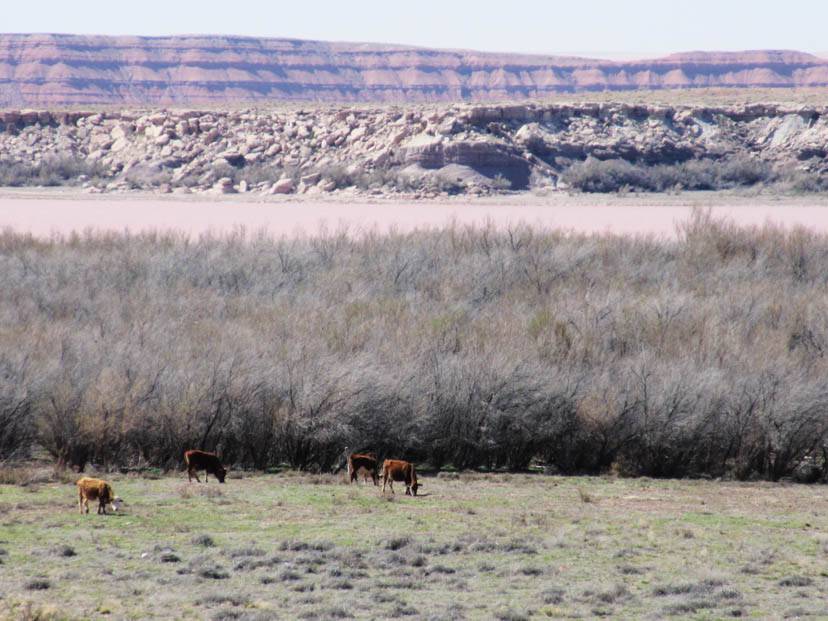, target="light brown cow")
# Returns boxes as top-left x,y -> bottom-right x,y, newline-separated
380,459 -> 420,496
184,449 -> 227,483
76,477 -> 122,515
347,452 -> 379,486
